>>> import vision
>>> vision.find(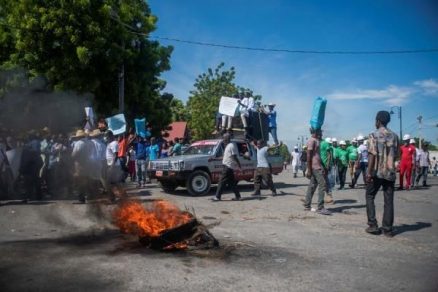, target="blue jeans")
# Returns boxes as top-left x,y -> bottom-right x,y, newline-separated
416,167 -> 429,185
136,159 -> 146,184
326,167 -> 335,193
269,127 -> 278,145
